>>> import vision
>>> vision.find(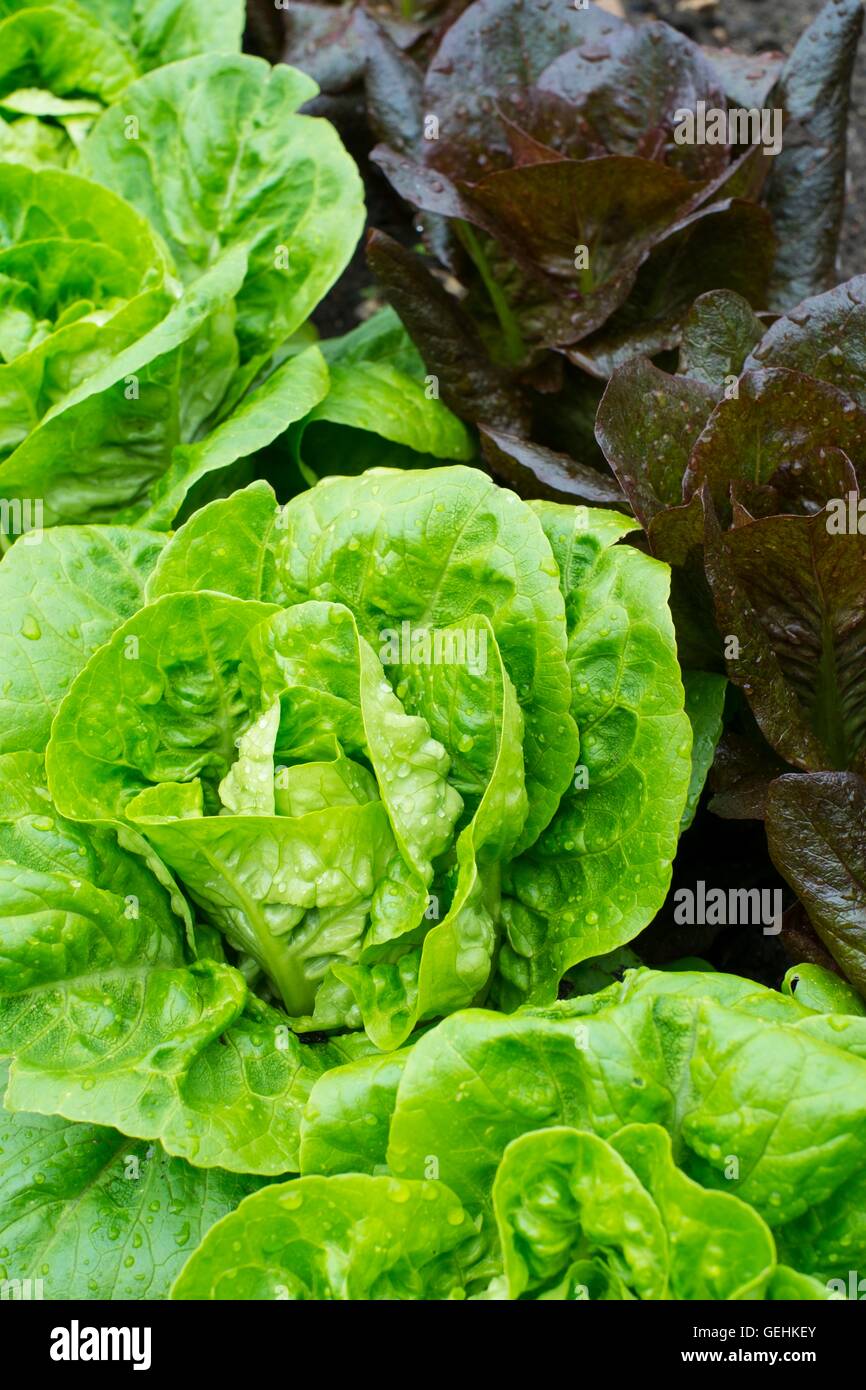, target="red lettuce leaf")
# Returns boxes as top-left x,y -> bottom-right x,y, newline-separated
683,368 -> 866,514
595,357 -> 716,525
678,289 -> 765,391
704,496 -> 866,773
746,275 -> 866,411
479,426 -> 623,506
365,227 -> 528,432
766,0 -> 863,308
767,772 -> 866,994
